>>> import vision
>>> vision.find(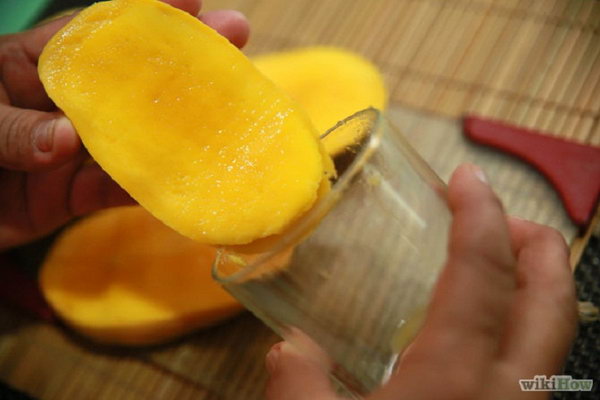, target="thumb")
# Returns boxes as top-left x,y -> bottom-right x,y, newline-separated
0,106 -> 80,171
265,341 -> 341,400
